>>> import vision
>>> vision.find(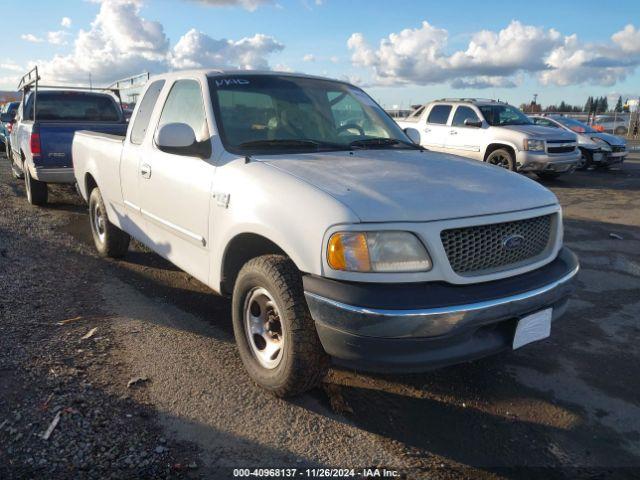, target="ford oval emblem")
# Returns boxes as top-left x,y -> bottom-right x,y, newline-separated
502,234 -> 525,250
